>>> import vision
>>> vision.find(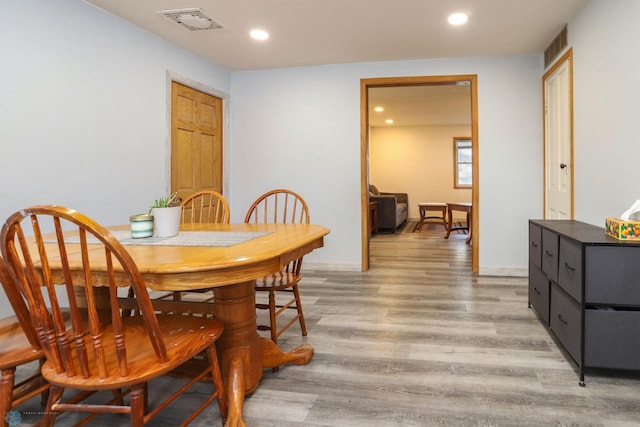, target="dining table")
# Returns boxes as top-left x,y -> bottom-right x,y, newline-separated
47,222 -> 330,427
